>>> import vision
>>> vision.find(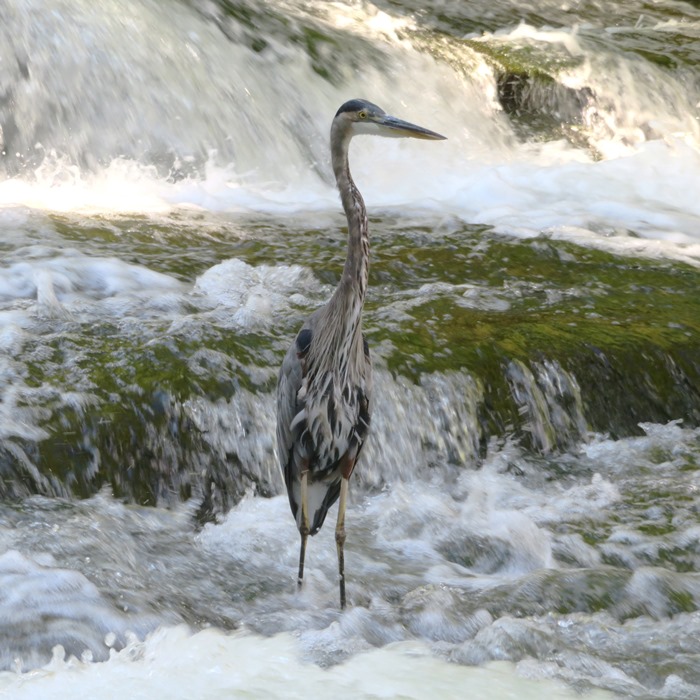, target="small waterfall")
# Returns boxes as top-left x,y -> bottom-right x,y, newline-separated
4,0 -> 697,185
0,0 -> 502,182
461,22 -> 700,154
506,359 -> 587,452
